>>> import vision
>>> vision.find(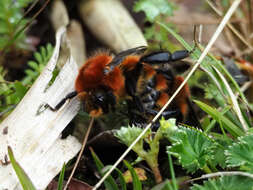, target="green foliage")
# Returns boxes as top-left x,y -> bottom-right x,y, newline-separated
8,146 -> 36,190
151,179 -> 174,190
22,43 -> 54,85
91,148 -> 143,190
161,119 -> 215,173
114,126 -> 146,147
194,100 -> 244,137
211,138 -> 232,169
226,134 -> 253,172
157,22 -> 250,133
115,125 -> 162,183
57,163 -> 65,190
90,148 -> 119,190
123,160 -> 142,190
0,44 -> 53,117
191,176 -> 253,190
133,0 -> 178,50
0,0 -> 32,51
133,0 -> 176,22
